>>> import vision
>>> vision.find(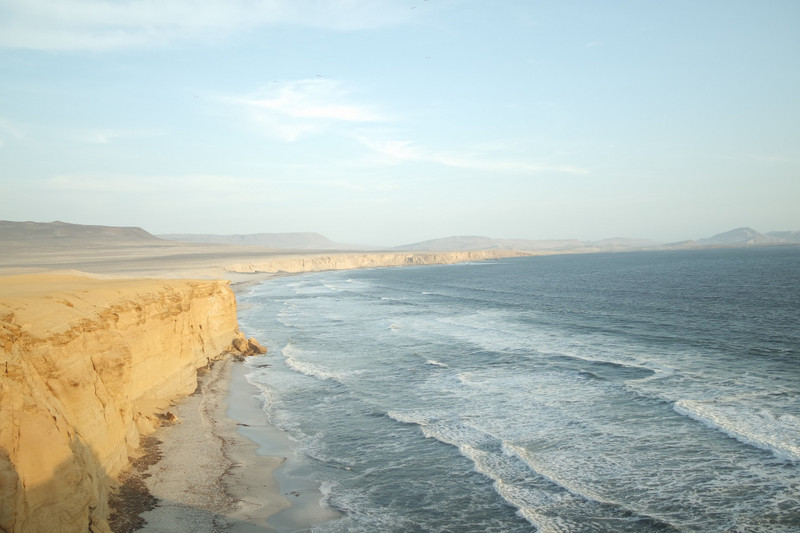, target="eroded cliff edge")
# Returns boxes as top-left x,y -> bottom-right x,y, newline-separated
224,250 -> 528,275
0,274 -> 248,533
